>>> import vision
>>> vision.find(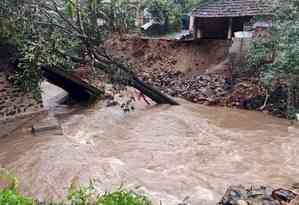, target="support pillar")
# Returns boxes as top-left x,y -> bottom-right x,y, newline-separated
228,18 -> 233,39
190,16 -> 198,40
